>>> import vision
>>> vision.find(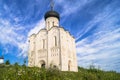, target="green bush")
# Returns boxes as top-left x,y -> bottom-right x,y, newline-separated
0,65 -> 120,80
5,60 -> 10,65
